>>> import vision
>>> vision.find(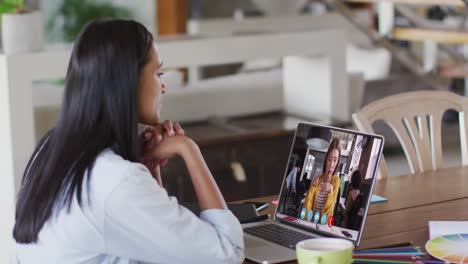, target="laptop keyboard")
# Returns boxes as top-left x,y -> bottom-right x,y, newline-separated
244,224 -> 314,249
